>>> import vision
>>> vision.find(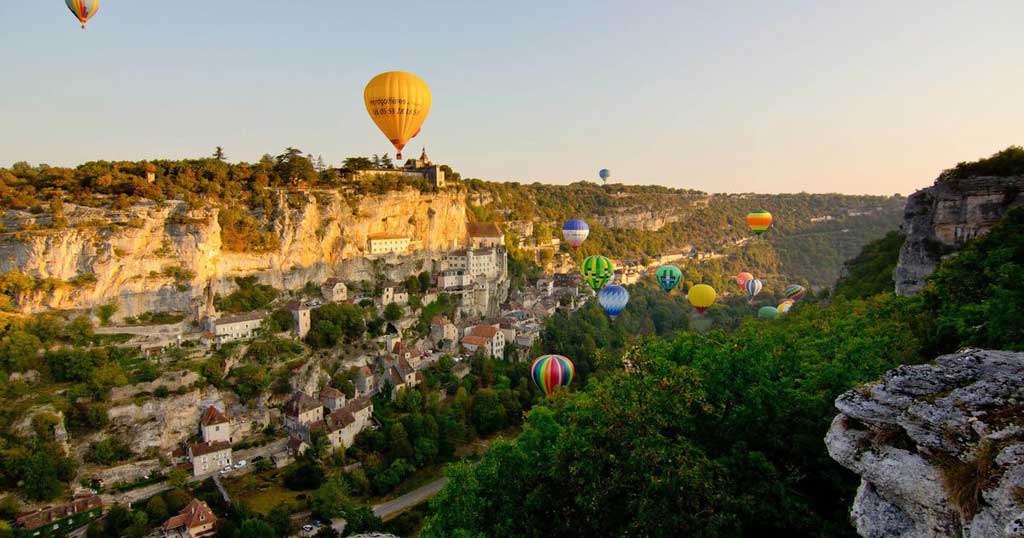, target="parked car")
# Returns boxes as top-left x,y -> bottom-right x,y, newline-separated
220,466 -> 232,474
234,460 -> 247,469
302,524 -> 314,533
